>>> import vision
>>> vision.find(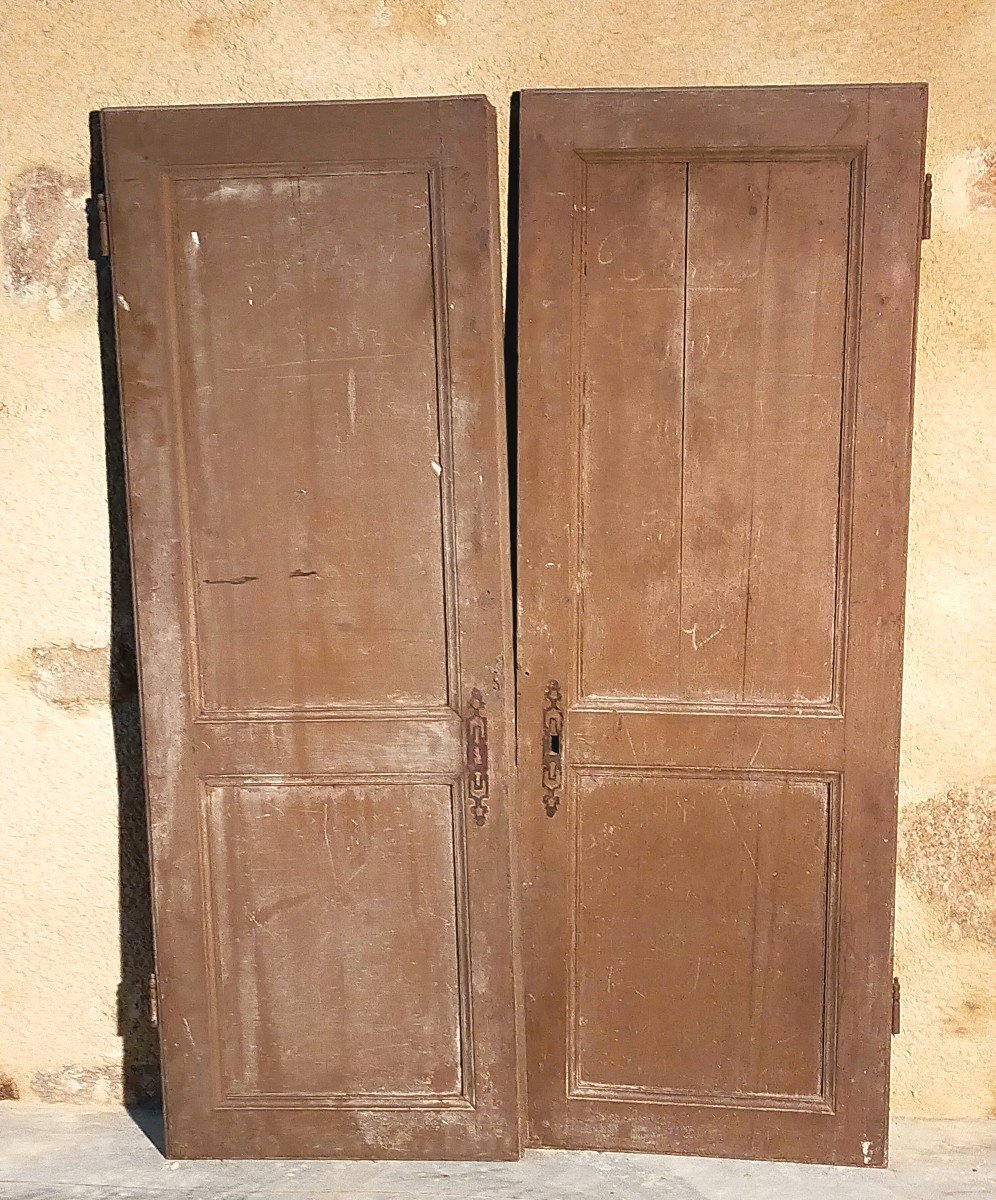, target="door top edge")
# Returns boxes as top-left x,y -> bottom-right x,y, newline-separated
518,83 -> 927,99
99,94 -> 493,118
